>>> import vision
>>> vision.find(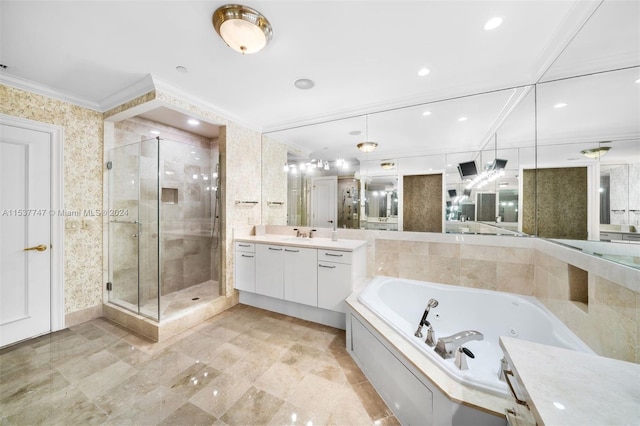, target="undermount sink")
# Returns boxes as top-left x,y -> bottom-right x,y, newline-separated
281,237 -> 331,243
